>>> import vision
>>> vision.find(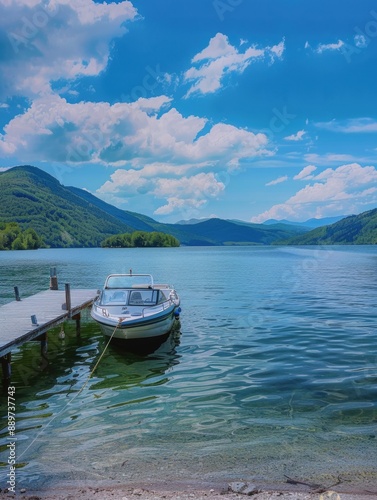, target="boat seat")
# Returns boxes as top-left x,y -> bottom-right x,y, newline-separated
130,291 -> 144,305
